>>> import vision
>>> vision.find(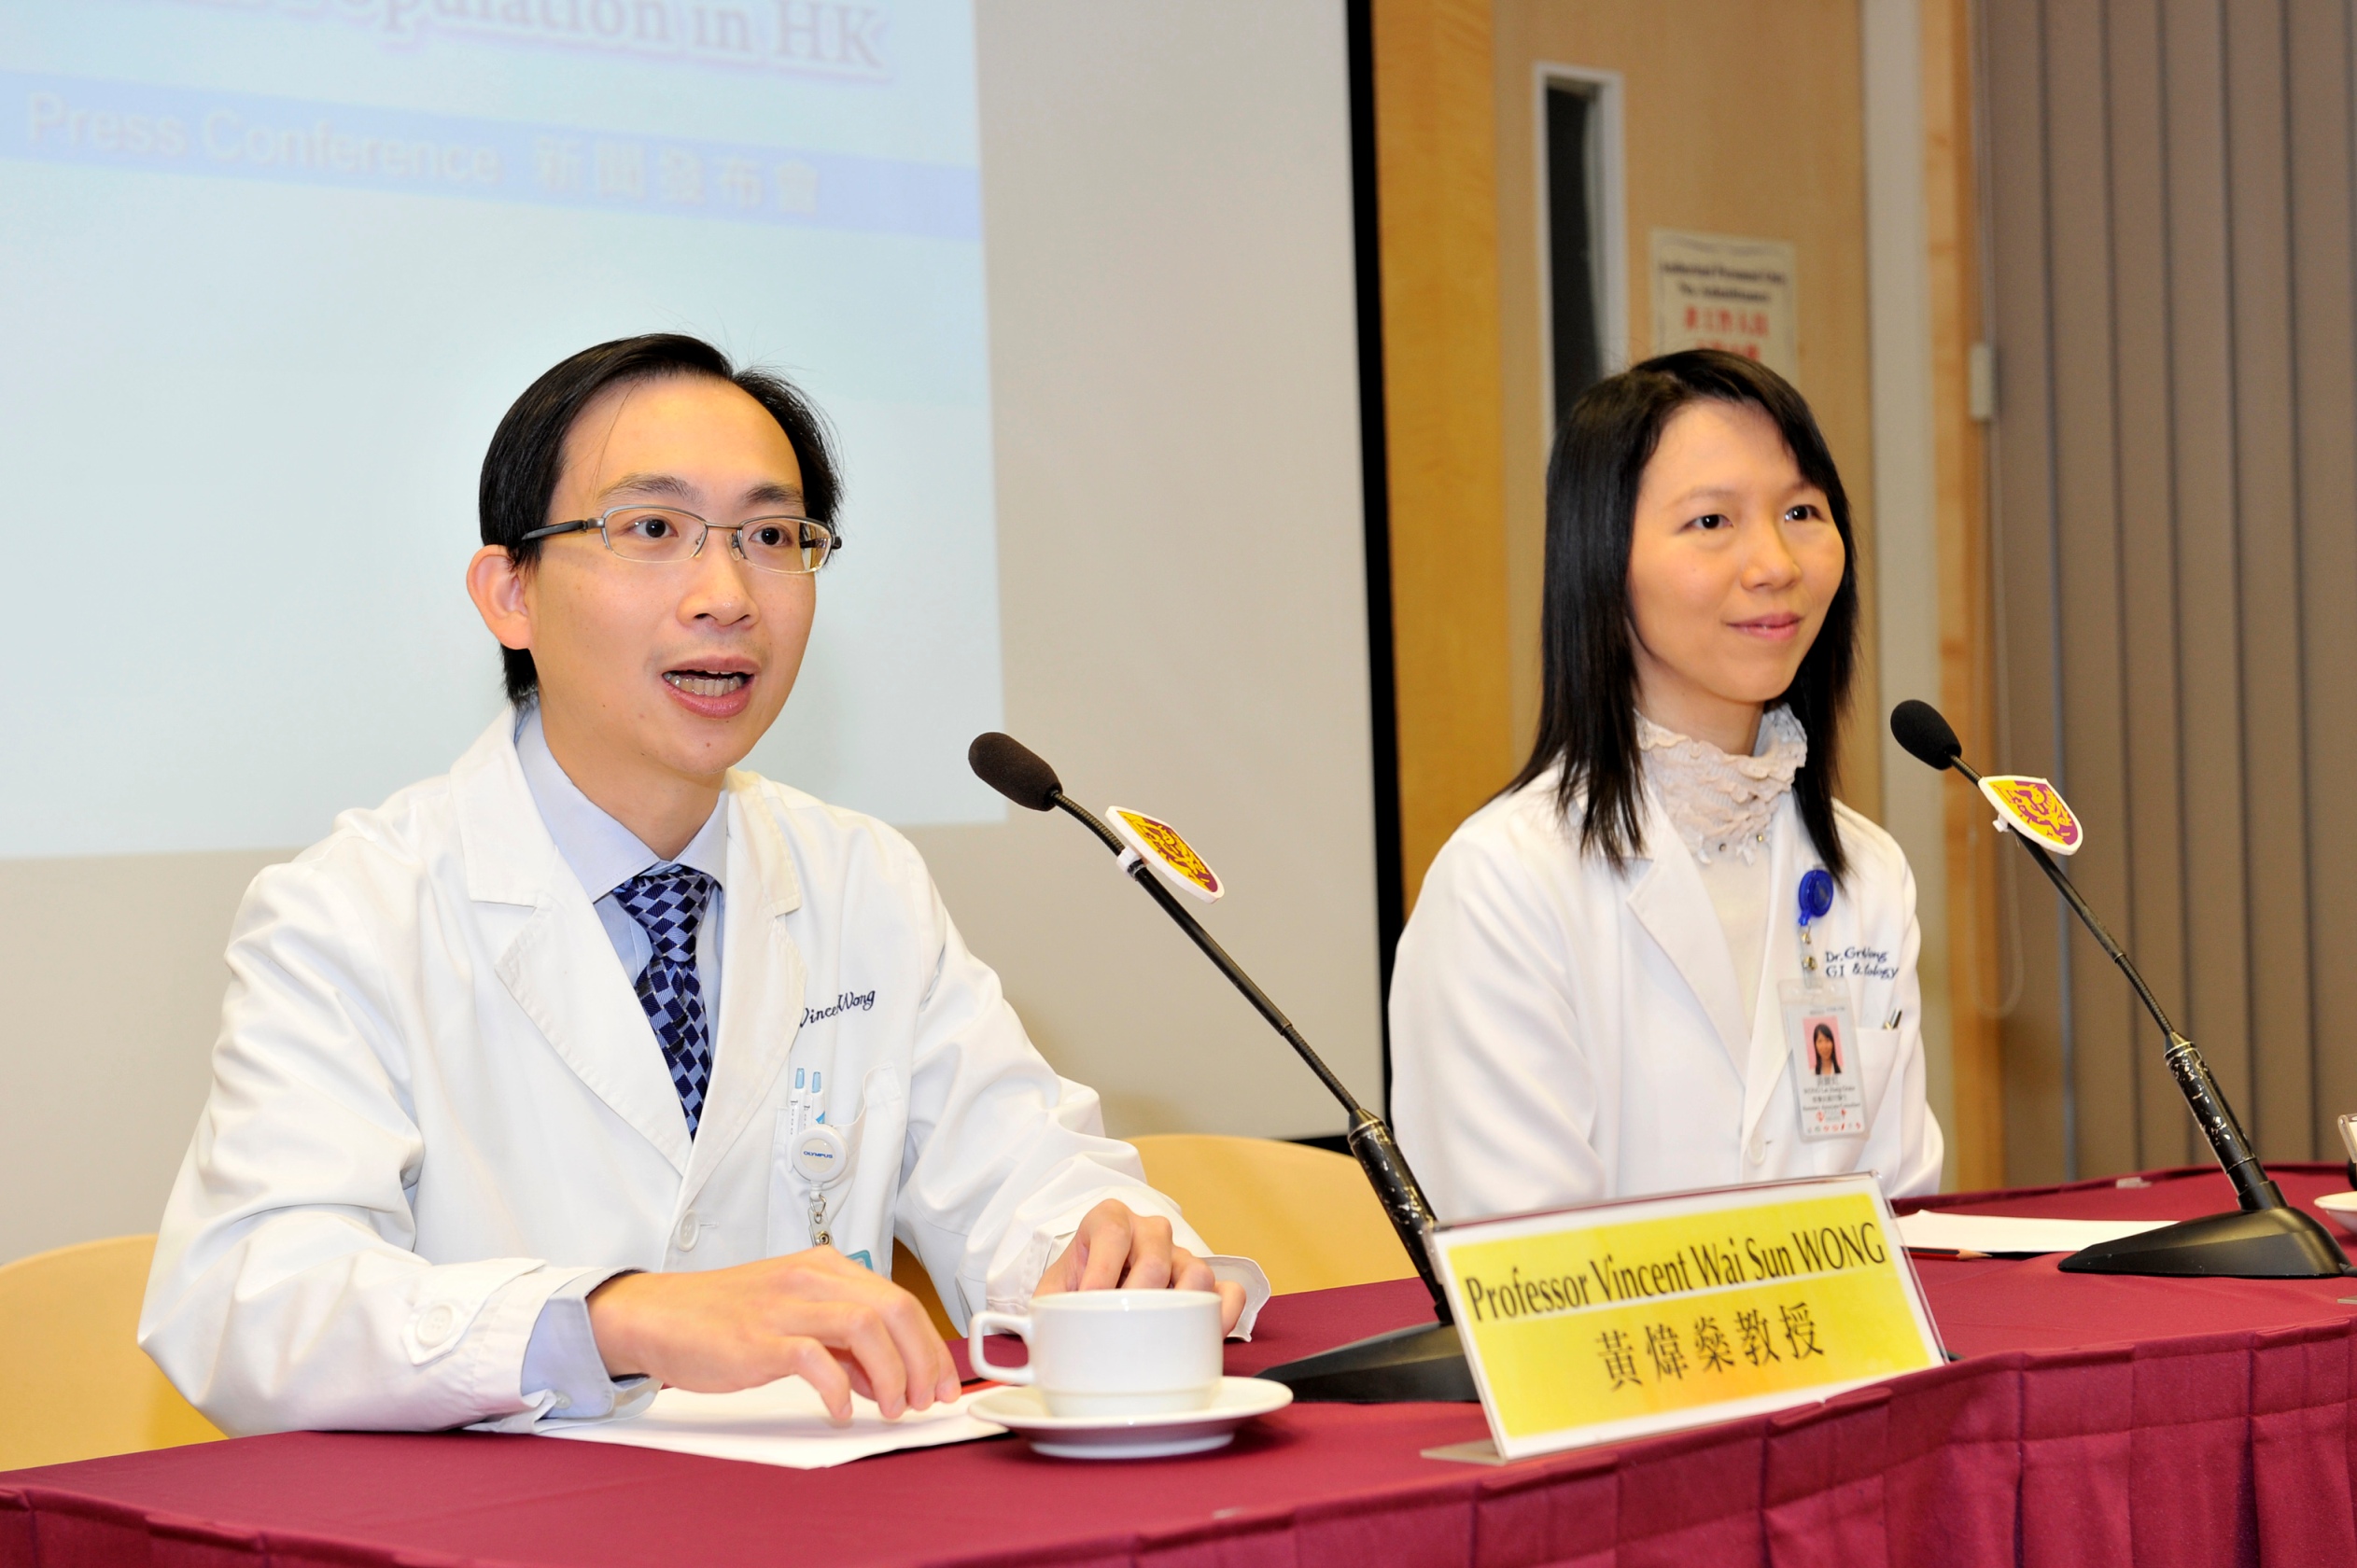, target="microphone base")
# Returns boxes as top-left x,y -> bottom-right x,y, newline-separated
2056,1204 -> 2351,1278
1258,1321 -> 1479,1403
